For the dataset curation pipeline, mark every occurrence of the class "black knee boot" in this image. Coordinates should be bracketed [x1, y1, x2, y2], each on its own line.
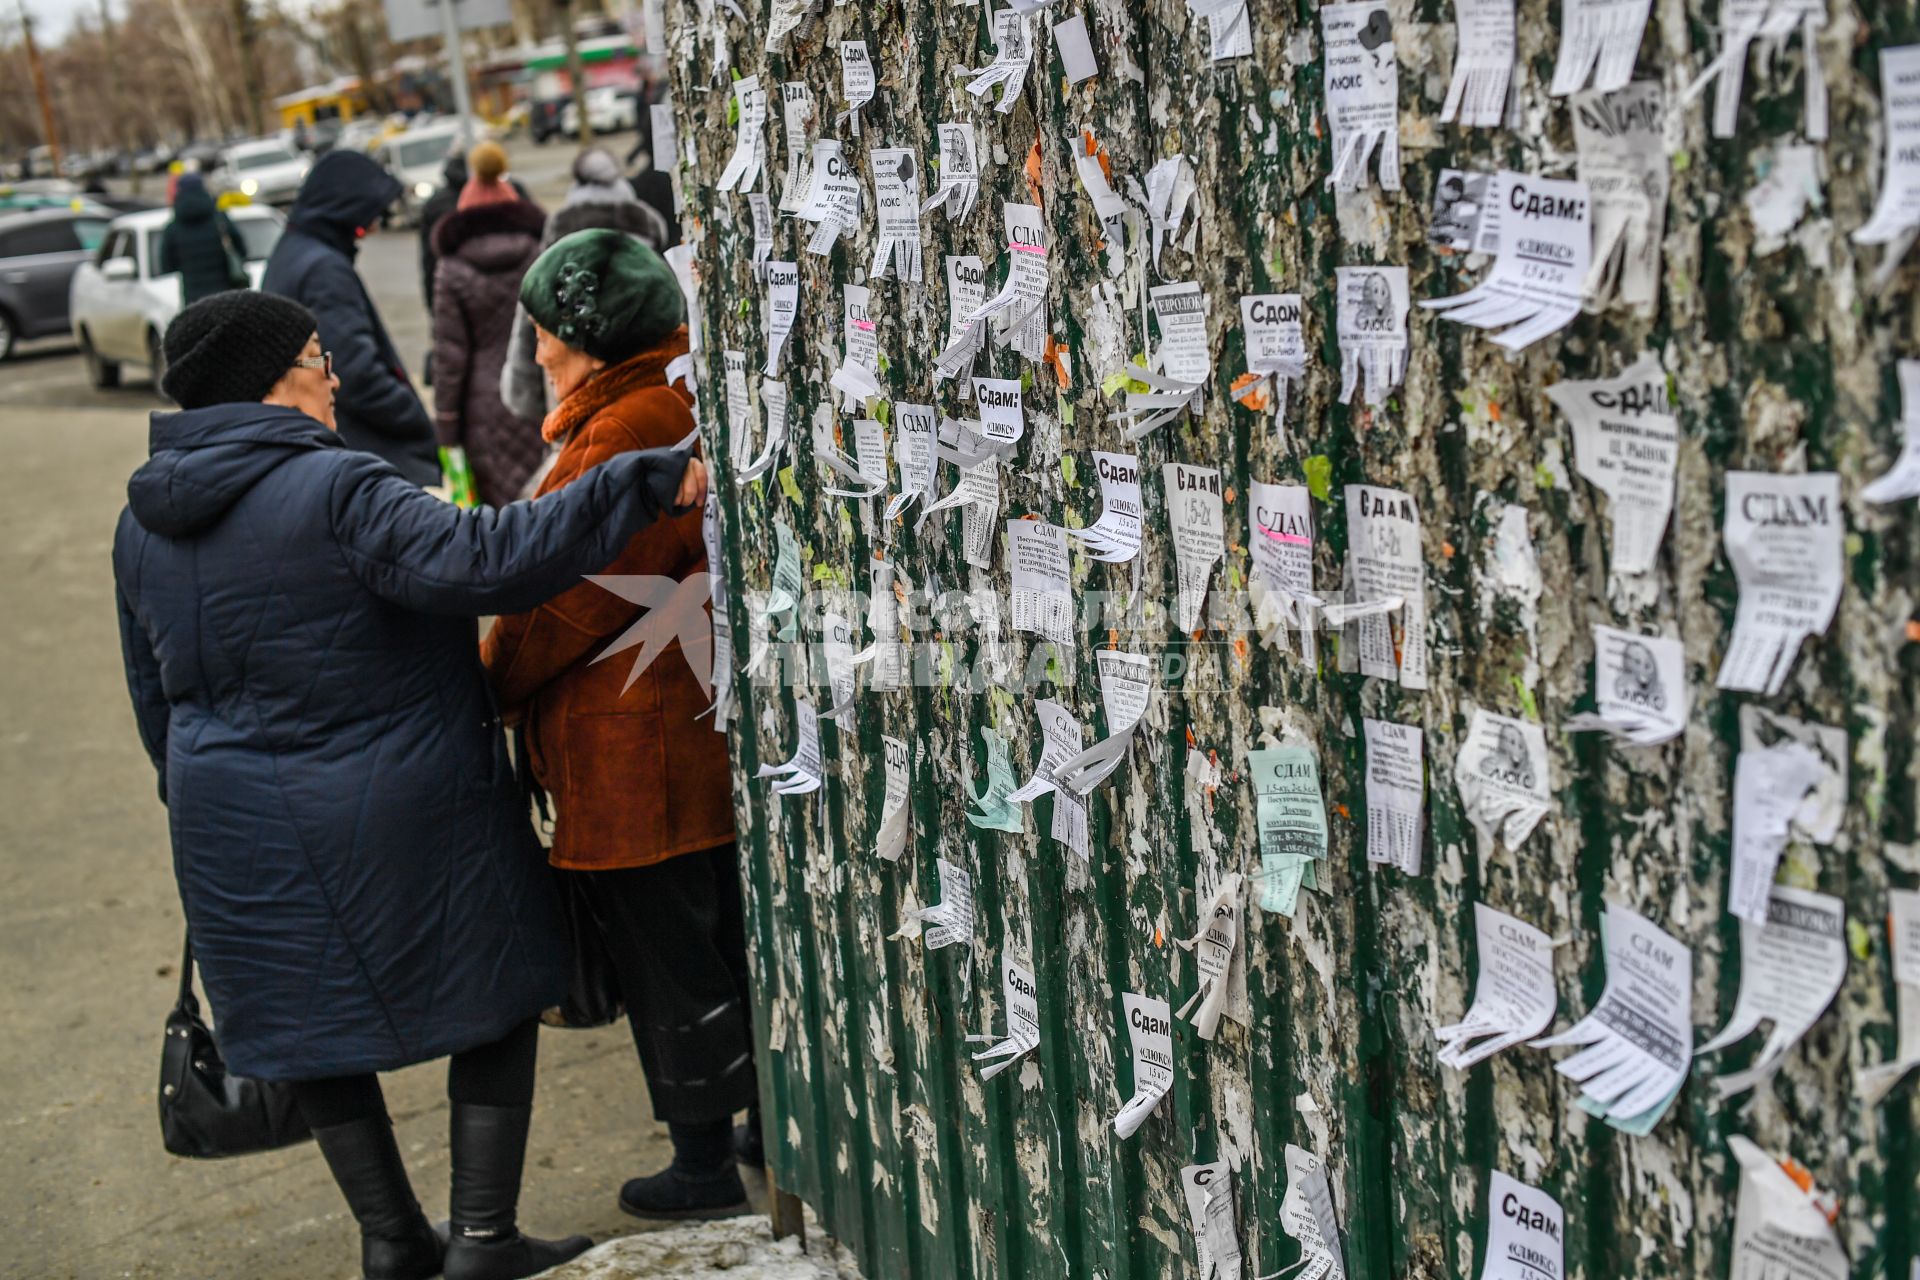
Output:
[310, 1118, 446, 1280]
[443, 1102, 592, 1280]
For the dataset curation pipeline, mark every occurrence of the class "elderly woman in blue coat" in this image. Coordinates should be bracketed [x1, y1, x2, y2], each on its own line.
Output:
[113, 291, 706, 1280]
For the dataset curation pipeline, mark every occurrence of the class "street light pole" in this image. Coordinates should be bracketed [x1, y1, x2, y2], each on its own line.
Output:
[435, 0, 476, 149]
[16, 0, 62, 173]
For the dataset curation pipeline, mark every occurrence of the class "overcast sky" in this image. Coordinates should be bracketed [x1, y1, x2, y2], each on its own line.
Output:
[19, 0, 96, 43]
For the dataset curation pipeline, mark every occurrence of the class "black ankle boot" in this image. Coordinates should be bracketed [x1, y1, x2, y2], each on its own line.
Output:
[617, 1164, 750, 1220]
[734, 1115, 766, 1170]
[443, 1103, 592, 1280]
[310, 1118, 446, 1280]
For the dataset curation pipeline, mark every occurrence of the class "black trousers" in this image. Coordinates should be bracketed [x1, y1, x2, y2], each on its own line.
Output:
[289, 1017, 540, 1129]
[569, 843, 756, 1126]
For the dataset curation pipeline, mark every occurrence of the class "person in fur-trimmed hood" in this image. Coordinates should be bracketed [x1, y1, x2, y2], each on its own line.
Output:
[499, 147, 672, 425]
[431, 141, 549, 507]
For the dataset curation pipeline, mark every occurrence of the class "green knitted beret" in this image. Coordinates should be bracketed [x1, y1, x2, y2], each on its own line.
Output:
[520, 228, 685, 363]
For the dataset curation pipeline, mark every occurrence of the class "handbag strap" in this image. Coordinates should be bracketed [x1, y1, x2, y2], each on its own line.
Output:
[176, 931, 198, 1012]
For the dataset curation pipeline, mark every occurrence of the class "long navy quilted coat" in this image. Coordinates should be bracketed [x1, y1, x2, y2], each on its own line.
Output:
[113, 401, 689, 1080]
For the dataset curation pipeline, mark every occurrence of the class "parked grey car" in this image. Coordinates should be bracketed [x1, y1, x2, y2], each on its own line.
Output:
[0, 207, 112, 360]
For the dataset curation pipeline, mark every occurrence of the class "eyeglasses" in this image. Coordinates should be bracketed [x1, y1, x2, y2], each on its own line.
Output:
[293, 352, 334, 378]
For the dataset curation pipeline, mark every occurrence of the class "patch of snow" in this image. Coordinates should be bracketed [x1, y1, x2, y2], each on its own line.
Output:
[539, 1216, 865, 1280]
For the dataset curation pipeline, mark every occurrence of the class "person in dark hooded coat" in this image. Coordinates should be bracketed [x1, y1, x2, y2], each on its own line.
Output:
[156, 173, 247, 306]
[263, 149, 440, 487]
[419, 150, 469, 318]
[113, 289, 707, 1280]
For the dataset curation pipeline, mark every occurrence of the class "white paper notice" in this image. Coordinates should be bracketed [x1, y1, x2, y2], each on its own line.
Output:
[1111, 993, 1174, 1139]
[1422, 172, 1591, 350]
[716, 75, 767, 194]
[1533, 900, 1693, 1128]
[1321, 2, 1400, 192]
[1165, 462, 1224, 632]
[1280, 1145, 1346, 1280]
[1453, 709, 1552, 850]
[1248, 481, 1321, 660]
[1442, 0, 1516, 129]
[1187, 0, 1251, 62]
[1362, 719, 1425, 873]
[798, 139, 861, 254]
[1549, 0, 1653, 96]
[1437, 903, 1558, 1070]
[735, 380, 790, 484]
[1067, 451, 1144, 564]
[832, 283, 882, 409]
[1853, 46, 1920, 280]
[763, 261, 799, 374]
[1545, 354, 1679, 578]
[1334, 267, 1409, 406]
[1565, 625, 1687, 745]
[1727, 1136, 1850, 1280]
[1053, 13, 1098, 83]
[918, 857, 974, 950]
[1009, 520, 1073, 650]
[1175, 873, 1242, 1041]
[1687, 0, 1828, 143]
[1180, 1162, 1244, 1280]
[1004, 700, 1090, 856]
[1697, 885, 1845, 1097]
[922, 122, 982, 224]
[1325, 484, 1426, 690]
[970, 954, 1040, 1080]
[756, 699, 824, 795]
[957, 10, 1034, 113]
[1238, 293, 1308, 421]
[701, 490, 734, 728]
[836, 40, 874, 136]
[1726, 740, 1825, 925]
[819, 610, 859, 721]
[938, 203, 1048, 374]
[1053, 649, 1153, 795]
[1571, 82, 1668, 314]
[869, 148, 924, 282]
[1747, 144, 1823, 250]
[1478, 1172, 1564, 1280]
[723, 350, 752, 469]
[886, 403, 937, 520]
[776, 82, 815, 214]
[1861, 889, 1920, 1103]
[1716, 471, 1843, 696]
[876, 735, 911, 863]
[1116, 282, 1210, 440]
[1864, 359, 1920, 503]
[650, 101, 681, 213]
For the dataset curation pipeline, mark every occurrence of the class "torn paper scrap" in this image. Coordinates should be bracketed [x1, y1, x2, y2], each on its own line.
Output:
[723, 351, 753, 470]
[756, 699, 823, 795]
[1165, 462, 1224, 632]
[1533, 900, 1692, 1130]
[879, 736, 917, 867]
[1861, 889, 1920, 1103]
[1180, 1162, 1244, 1280]
[715, 75, 767, 193]
[1863, 359, 1920, 503]
[1728, 1135, 1850, 1280]
[754, 518, 803, 645]
[1697, 884, 1845, 1098]
[747, 192, 772, 277]
[798, 138, 863, 255]
[1739, 705, 1847, 844]
[1477, 1171, 1564, 1280]
[735, 379, 790, 484]
[1685, 0, 1828, 144]
[1545, 354, 1678, 578]
[1441, 0, 1516, 129]
[818, 611, 859, 721]
[1175, 873, 1242, 1041]
[1852, 45, 1920, 281]
[1549, 0, 1652, 96]
[1727, 740, 1825, 925]
[1716, 470, 1842, 695]
[1321, 2, 1400, 192]
[1334, 266, 1409, 406]
[886, 403, 937, 520]
[1281, 1144, 1346, 1280]
[1053, 648, 1153, 795]
[1453, 709, 1552, 850]
[700, 490, 735, 728]
[1005, 699, 1089, 857]
[966, 727, 1024, 832]
[1114, 282, 1210, 439]
[922, 122, 981, 224]
[1248, 481, 1321, 661]
[939, 255, 989, 385]
[1066, 451, 1144, 564]
[970, 953, 1040, 1080]
[957, 10, 1034, 113]
[1142, 154, 1197, 273]
[1187, 0, 1251, 62]
[1362, 718, 1424, 873]
[1250, 744, 1327, 917]
[776, 82, 815, 214]
[1325, 484, 1427, 690]
[1571, 81, 1668, 314]
[1112, 992, 1174, 1139]
[1747, 144, 1823, 251]
[1428, 169, 1497, 252]
[938, 202, 1048, 373]
[1421, 172, 1591, 351]
[1238, 293, 1309, 420]
[836, 40, 873, 136]
[1436, 902, 1558, 1070]
[1565, 625, 1687, 745]
[833, 283, 883, 410]
[917, 857, 974, 951]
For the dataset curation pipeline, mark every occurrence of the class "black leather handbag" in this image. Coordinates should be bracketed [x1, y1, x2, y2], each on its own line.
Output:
[159, 934, 312, 1159]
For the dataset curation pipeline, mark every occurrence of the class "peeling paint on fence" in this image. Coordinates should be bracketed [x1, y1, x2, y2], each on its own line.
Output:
[665, 0, 1920, 1275]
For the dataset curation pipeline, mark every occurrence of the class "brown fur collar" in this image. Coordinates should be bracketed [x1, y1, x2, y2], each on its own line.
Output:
[431, 198, 547, 259]
[542, 327, 691, 443]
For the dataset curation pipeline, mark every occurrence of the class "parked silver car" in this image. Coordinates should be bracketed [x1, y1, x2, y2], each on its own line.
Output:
[0, 206, 113, 360]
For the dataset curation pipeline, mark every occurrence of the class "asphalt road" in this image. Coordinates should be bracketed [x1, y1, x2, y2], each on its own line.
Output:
[0, 133, 760, 1279]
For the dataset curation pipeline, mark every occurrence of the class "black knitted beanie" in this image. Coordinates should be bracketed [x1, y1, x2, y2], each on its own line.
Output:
[161, 291, 318, 409]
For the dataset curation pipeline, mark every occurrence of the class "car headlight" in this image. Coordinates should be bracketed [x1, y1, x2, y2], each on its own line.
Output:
[414, 181, 435, 199]
[240, 179, 258, 196]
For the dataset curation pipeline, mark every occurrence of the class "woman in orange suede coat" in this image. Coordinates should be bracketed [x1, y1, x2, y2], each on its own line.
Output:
[480, 230, 753, 1222]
